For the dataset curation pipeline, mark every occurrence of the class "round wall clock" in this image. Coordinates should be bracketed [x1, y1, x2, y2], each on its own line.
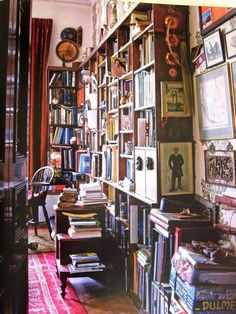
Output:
[56, 40, 79, 63]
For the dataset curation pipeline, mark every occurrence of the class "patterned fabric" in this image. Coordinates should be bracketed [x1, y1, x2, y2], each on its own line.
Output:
[28, 253, 87, 314]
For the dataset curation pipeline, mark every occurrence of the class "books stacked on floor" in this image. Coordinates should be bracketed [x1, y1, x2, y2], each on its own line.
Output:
[170, 240, 236, 313]
[67, 212, 102, 239]
[68, 252, 106, 274]
[76, 182, 107, 206]
[57, 187, 78, 208]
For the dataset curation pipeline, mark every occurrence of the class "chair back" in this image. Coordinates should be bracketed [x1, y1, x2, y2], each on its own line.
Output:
[30, 166, 54, 199]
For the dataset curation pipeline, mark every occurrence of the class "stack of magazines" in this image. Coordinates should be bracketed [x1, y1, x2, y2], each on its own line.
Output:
[76, 182, 107, 206]
[68, 252, 106, 273]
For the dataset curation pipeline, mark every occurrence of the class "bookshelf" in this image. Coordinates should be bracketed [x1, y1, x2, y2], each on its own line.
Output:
[0, 0, 30, 312]
[76, 2, 194, 311]
[47, 66, 86, 177]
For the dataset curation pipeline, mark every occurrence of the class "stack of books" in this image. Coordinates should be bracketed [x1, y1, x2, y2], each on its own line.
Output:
[57, 187, 78, 208]
[76, 182, 107, 206]
[67, 212, 103, 239]
[68, 252, 106, 274]
[170, 243, 236, 313]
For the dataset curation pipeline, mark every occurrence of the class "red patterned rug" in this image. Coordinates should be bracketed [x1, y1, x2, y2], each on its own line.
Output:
[28, 252, 87, 314]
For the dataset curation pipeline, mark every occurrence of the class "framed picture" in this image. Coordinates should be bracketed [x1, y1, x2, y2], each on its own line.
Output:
[225, 28, 236, 59]
[161, 81, 190, 117]
[160, 142, 194, 196]
[203, 29, 224, 68]
[199, 7, 236, 35]
[231, 61, 236, 104]
[195, 64, 234, 140]
[205, 149, 236, 187]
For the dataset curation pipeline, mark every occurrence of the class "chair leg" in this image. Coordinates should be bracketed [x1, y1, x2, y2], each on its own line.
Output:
[31, 205, 39, 236]
[42, 205, 53, 240]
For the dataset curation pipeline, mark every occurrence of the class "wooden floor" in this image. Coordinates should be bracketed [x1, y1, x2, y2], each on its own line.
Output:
[70, 276, 144, 314]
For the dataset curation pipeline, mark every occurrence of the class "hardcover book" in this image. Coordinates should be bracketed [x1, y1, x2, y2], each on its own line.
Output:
[175, 274, 236, 313]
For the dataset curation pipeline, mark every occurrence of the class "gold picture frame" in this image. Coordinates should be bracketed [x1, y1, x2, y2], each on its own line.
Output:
[160, 142, 194, 196]
[161, 81, 190, 118]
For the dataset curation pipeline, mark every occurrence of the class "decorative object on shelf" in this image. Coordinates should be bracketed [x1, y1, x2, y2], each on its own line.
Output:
[161, 81, 190, 118]
[203, 29, 224, 68]
[160, 142, 194, 196]
[56, 40, 79, 65]
[50, 151, 62, 178]
[225, 28, 236, 59]
[195, 64, 234, 140]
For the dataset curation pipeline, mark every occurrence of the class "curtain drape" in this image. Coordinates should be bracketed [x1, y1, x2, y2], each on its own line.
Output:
[29, 18, 53, 179]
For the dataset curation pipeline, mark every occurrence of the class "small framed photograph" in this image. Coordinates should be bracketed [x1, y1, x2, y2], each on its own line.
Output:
[205, 149, 236, 187]
[160, 142, 194, 196]
[203, 29, 224, 68]
[195, 64, 234, 140]
[201, 8, 212, 30]
[225, 28, 236, 59]
[161, 81, 190, 117]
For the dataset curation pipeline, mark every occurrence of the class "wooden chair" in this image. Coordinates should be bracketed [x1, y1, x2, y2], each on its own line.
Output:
[27, 166, 54, 240]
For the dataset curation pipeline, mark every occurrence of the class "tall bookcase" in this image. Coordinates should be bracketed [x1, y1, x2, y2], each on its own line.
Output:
[77, 2, 193, 310]
[47, 66, 86, 178]
[0, 0, 31, 312]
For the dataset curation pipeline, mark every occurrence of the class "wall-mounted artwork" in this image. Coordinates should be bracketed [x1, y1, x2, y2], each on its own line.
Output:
[160, 142, 194, 196]
[203, 29, 224, 68]
[161, 81, 190, 117]
[205, 149, 236, 187]
[195, 64, 234, 140]
[225, 28, 236, 59]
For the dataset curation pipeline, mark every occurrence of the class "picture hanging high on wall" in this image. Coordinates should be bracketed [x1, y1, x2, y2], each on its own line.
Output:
[161, 81, 190, 117]
[160, 142, 194, 196]
[203, 29, 224, 68]
[195, 64, 234, 140]
[225, 28, 236, 59]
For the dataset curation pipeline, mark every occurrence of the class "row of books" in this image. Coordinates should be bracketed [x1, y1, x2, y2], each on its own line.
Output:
[134, 68, 155, 109]
[68, 252, 105, 274]
[49, 70, 76, 87]
[139, 32, 155, 67]
[49, 88, 77, 107]
[133, 248, 152, 313]
[62, 148, 75, 170]
[51, 126, 75, 145]
[101, 144, 118, 182]
[50, 107, 77, 125]
[137, 107, 155, 147]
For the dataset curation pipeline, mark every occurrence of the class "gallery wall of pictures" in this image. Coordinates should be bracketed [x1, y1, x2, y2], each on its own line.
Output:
[194, 7, 236, 193]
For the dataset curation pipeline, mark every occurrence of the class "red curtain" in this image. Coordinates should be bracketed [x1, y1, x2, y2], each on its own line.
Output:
[29, 18, 53, 179]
